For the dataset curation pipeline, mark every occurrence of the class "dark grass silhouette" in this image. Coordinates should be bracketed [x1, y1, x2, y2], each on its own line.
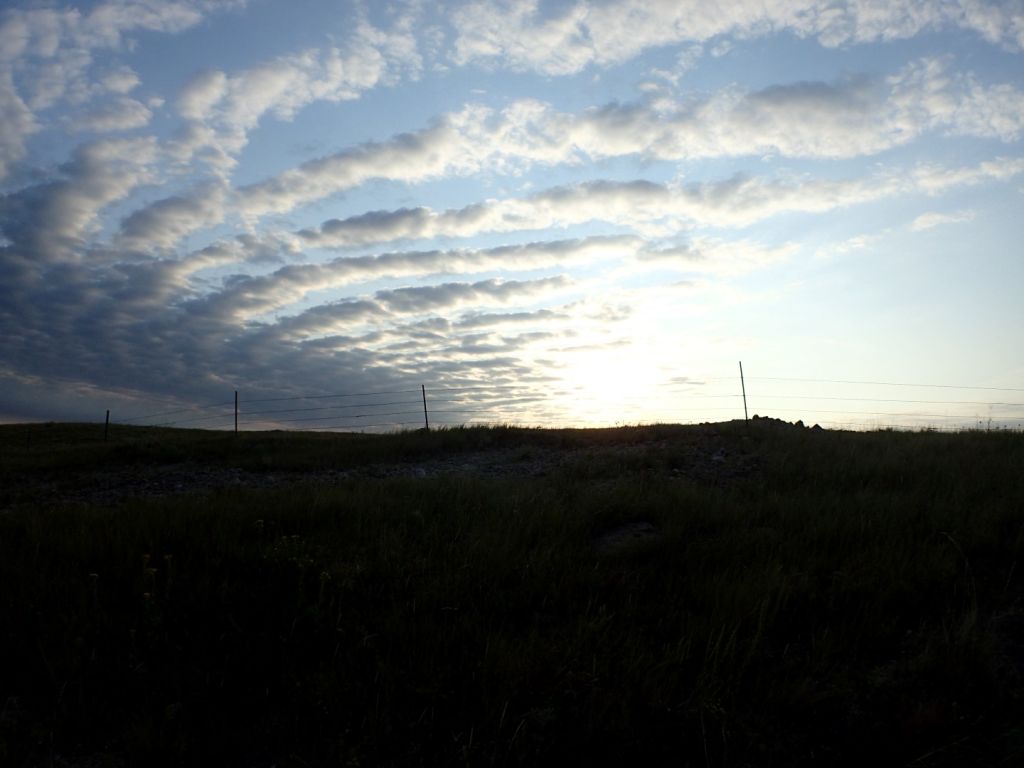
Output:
[1, 421, 1023, 766]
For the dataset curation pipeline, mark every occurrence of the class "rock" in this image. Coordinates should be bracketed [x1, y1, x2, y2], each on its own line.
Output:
[593, 521, 659, 555]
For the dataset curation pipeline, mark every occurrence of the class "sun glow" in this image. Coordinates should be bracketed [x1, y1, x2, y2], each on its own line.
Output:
[548, 340, 671, 426]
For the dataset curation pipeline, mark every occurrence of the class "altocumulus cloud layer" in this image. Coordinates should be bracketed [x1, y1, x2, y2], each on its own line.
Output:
[1, 0, 1022, 426]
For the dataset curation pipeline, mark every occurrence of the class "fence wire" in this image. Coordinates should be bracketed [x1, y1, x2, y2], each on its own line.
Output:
[101, 373, 1024, 434]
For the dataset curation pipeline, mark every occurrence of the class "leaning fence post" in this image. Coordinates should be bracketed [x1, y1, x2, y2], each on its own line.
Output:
[104, 409, 110, 442]
[739, 361, 749, 425]
[421, 385, 429, 431]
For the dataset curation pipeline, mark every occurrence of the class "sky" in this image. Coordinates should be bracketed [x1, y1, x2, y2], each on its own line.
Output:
[1, 0, 1023, 432]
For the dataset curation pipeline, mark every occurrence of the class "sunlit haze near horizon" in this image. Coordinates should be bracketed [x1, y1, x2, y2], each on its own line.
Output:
[1, 0, 1023, 431]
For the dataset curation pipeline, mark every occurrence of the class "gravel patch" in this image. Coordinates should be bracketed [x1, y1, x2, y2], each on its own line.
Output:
[2, 434, 759, 511]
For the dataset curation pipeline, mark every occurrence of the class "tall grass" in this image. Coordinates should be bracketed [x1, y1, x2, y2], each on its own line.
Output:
[1, 422, 1022, 765]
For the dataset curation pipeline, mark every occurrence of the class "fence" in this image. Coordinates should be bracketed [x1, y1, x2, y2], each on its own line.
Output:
[102, 368, 1024, 435]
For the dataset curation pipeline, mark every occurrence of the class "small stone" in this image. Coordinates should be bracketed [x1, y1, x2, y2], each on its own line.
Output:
[593, 522, 659, 555]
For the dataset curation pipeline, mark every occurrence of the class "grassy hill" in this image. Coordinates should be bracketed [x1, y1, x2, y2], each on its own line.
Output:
[1, 420, 1023, 766]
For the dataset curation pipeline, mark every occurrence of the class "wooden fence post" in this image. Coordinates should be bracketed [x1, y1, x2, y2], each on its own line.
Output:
[739, 361, 749, 424]
[104, 409, 110, 442]
[234, 391, 238, 434]
[422, 385, 429, 431]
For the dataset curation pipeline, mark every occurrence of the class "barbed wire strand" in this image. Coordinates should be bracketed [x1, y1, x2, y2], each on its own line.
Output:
[750, 395, 1024, 406]
[243, 409, 426, 426]
[99, 373, 1024, 433]
[243, 388, 419, 405]
[116, 400, 235, 423]
[242, 398, 421, 418]
[749, 376, 1024, 393]
[297, 420, 425, 432]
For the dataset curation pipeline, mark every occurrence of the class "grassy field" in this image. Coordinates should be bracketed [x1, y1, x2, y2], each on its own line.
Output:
[1, 420, 1023, 766]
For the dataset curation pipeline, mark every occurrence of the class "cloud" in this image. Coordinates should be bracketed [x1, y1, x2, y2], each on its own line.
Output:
[117, 182, 228, 251]
[0, 70, 37, 179]
[169, 17, 420, 173]
[449, 1, 1024, 75]
[0, 136, 158, 263]
[456, 308, 567, 329]
[0, 2, 240, 182]
[189, 236, 627, 322]
[299, 181, 675, 248]
[73, 95, 152, 132]
[72, 1, 211, 46]
[98, 64, 140, 94]
[268, 277, 574, 346]
[300, 207, 441, 247]
[814, 232, 884, 258]
[950, 80, 1024, 142]
[910, 157, 1024, 195]
[886, 57, 1024, 143]
[177, 69, 228, 121]
[451, 0, 594, 75]
[566, 57, 1024, 161]
[0, 2, 212, 65]
[235, 106, 498, 218]
[2, 149, 1010, 414]
[638, 238, 799, 275]
[375, 275, 570, 314]
[270, 299, 388, 339]
[910, 209, 976, 231]
[236, 59, 1024, 223]
[1, 1, 1021, 427]
[296, 155, 1024, 249]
